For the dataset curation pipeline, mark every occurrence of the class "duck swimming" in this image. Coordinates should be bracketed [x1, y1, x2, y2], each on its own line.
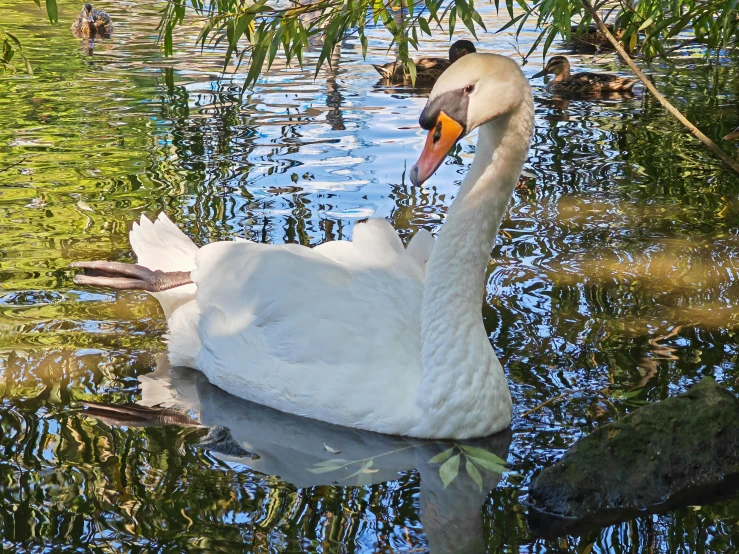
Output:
[70, 53, 534, 440]
[533, 55, 636, 96]
[71, 3, 113, 37]
[372, 39, 476, 85]
[569, 23, 623, 50]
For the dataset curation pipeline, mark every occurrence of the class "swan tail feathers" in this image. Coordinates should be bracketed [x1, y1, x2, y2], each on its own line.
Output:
[130, 213, 199, 273]
[129, 213, 199, 319]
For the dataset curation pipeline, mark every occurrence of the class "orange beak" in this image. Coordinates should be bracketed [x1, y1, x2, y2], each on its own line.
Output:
[410, 111, 465, 186]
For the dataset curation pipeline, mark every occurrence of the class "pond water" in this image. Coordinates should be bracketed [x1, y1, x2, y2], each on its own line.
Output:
[2, 0, 739, 552]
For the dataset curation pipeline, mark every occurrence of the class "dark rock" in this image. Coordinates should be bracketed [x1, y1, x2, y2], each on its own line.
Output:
[527, 378, 739, 537]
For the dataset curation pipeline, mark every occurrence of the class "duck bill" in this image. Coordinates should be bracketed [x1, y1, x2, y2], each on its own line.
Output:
[532, 68, 547, 79]
[410, 112, 464, 186]
[724, 129, 739, 141]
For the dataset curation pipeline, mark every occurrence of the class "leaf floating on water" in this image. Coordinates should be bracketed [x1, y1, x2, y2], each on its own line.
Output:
[428, 446, 455, 464]
[439, 454, 460, 488]
[323, 443, 341, 454]
[290, 173, 299, 183]
[363, 468, 379, 474]
[466, 459, 483, 490]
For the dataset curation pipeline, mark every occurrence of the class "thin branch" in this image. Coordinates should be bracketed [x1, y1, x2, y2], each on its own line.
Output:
[522, 386, 610, 418]
[580, 0, 739, 175]
[522, 388, 580, 417]
[522, 389, 583, 418]
[0, 157, 27, 174]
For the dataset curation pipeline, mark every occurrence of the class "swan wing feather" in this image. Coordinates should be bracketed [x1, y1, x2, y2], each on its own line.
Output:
[406, 229, 435, 269]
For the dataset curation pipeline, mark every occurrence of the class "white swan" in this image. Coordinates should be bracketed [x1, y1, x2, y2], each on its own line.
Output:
[71, 53, 535, 439]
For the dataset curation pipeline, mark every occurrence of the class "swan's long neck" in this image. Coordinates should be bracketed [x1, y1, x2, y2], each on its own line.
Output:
[415, 99, 533, 437]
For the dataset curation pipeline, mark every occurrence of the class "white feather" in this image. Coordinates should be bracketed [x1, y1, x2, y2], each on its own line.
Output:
[191, 234, 425, 434]
[406, 229, 435, 267]
[129, 214, 198, 319]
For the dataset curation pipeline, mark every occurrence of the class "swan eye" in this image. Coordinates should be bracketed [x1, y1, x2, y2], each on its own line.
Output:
[464, 84, 474, 95]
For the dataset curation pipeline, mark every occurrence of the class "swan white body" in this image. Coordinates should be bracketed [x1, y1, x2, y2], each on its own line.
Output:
[94, 54, 535, 439]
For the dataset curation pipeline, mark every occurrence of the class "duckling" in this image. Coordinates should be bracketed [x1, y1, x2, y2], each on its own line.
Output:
[372, 39, 476, 85]
[724, 127, 739, 141]
[72, 3, 113, 37]
[533, 56, 636, 96]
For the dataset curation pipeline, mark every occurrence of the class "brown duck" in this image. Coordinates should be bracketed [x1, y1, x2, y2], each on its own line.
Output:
[570, 23, 623, 50]
[372, 40, 476, 85]
[72, 3, 113, 37]
[533, 56, 636, 96]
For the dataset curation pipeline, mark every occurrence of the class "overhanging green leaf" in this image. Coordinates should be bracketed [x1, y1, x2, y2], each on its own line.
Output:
[45, 0, 58, 24]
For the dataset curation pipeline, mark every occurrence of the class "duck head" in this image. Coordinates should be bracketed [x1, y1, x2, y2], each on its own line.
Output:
[410, 53, 529, 186]
[81, 3, 94, 23]
[532, 56, 571, 79]
[448, 40, 476, 63]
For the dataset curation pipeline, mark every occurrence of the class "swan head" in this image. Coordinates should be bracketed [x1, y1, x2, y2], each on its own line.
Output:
[410, 53, 530, 186]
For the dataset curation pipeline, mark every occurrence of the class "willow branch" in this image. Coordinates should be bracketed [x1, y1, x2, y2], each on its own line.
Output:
[521, 386, 611, 418]
[521, 389, 585, 418]
[580, 0, 739, 175]
[0, 157, 27, 173]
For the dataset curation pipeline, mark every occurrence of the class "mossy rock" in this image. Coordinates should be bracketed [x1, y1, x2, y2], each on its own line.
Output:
[527, 378, 739, 536]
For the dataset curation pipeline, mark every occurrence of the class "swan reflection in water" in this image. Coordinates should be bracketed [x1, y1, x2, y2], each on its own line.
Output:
[86, 357, 511, 554]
